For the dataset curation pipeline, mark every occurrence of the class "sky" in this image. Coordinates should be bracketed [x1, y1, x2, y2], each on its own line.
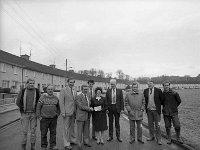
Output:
[0, 0, 200, 78]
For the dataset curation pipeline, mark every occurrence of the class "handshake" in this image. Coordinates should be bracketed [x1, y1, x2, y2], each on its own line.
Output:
[90, 107, 94, 111]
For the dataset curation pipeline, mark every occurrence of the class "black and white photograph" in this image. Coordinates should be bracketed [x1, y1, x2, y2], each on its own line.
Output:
[0, 0, 200, 150]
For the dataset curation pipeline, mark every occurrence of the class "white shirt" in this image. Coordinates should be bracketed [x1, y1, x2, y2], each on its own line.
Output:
[111, 88, 116, 104]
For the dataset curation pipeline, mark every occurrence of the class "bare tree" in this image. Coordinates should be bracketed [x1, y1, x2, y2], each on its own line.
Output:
[89, 68, 97, 76]
[116, 69, 124, 79]
[97, 70, 105, 77]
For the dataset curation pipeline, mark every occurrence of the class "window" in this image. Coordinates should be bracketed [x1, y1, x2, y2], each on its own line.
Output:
[0, 63, 6, 72]
[2, 80, 9, 88]
[14, 66, 18, 75]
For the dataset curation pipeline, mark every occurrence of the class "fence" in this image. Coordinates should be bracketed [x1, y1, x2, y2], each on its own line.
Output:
[0, 93, 18, 106]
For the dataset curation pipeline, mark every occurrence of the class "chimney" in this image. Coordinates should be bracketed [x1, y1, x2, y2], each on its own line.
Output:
[21, 54, 30, 61]
[49, 64, 56, 68]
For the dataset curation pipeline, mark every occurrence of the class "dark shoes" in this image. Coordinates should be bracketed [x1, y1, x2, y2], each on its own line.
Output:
[107, 137, 113, 142]
[129, 139, 135, 144]
[177, 138, 183, 144]
[138, 139, 144, 144]
[92, 136, 97, 140]
[147, 137, 155, 141]
[84, 143, 92, 147]
[167, 139, 172, 145]
[157, 141, 162, 145]
[64, 145, 72, 150]
[117, 137, 122, 142]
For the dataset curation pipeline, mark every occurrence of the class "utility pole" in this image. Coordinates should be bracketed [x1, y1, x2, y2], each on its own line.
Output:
[65, 59, 68, 86]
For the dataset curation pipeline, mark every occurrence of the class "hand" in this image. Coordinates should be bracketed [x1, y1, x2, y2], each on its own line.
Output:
[38, 117, 42, 121]
[90, 107, 94, 111]
[61, 113, 66, 118]
[106, 110, 109, 114]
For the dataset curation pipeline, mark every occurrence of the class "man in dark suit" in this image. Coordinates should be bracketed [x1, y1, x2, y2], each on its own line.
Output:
[106, 79, 124, 142]
[143, 81, 163, 145]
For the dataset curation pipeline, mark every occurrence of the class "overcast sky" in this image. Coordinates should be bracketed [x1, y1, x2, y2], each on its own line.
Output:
[0, 0, 200, 78]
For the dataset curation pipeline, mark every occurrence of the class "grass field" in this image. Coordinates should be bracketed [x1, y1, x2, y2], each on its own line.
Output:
[141, 89, 200, 150]
[177, 89, 200, 149]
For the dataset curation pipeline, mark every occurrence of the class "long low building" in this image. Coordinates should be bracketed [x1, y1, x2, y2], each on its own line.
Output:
[0, 50, 130, 93]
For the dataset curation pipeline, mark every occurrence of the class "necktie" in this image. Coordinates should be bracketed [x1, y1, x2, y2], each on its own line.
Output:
[70, 87, 74, 99]
[85, 94, 89, 106]
[112, 89, 116, 104]
[90, 88, 93, 98]
[150, 88, 152, 94]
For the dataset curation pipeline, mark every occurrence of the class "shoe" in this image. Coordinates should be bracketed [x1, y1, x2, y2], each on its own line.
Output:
[100, 139, 104, 145]
[117, 137, 122, 142]
[92, 136, 97, 140]
[147, 137, 155, 141]
[97, 142, 100, 145]
[84, 143, 92, 147]
[138, 139, 144, 144]
[167, 139, 172, 144]
[21, 144, 26, 150]
[129, 139, 135, 144]
[107, 137, 113, 142]
[70, 142, 77, 145]
[177, 138, 183, 144]
[65, 145, 72, 150]
[157, 141, 162, 145]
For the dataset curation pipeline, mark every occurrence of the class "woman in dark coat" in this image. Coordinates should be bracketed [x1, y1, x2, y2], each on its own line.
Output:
[90, 87, 108, 145]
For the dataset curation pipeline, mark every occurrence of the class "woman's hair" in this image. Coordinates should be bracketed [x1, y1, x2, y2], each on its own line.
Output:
[95, 87, 102, 94]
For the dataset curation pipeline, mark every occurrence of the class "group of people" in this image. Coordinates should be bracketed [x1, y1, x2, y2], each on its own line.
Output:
[16, 78, 183, 150]
[125, 80, 183, 145]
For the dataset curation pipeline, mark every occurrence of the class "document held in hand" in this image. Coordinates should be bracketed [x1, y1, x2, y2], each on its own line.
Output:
[94, 106, 102, 111]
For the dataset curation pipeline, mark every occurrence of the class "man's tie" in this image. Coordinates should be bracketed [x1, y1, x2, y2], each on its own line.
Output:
[112, 89, 116, 104]
[90, 88, 93, 98]
[85, 94, 89, 106]
[150, 88, 152, 94]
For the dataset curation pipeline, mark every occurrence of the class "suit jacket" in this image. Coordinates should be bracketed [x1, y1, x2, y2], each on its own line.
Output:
[125, 91, 145, 120]
[59, 86, 77, 116]
[143, 87, 163, 115]
[106, 88, 124, 113]
[87, 87, 95, 102]
[76, 93, 91, 121]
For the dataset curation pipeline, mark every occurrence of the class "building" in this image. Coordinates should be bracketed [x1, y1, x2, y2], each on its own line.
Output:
[0, 50, 130, 93]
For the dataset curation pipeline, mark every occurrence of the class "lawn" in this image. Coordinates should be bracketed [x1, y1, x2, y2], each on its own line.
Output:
[142, 89, 200, 150]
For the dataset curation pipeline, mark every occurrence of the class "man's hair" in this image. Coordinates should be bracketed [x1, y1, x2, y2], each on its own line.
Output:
[132, 82, 138, 87]
[26, 78, 35, 84]
[125, 85, 131, 90]
[88, 79, 95, 84]
[95, 87, 102, 94]
[110, 78, 116, 84]
[81, 84, 88, 90]
[163, 81, 171, 86]
[147, 80, 154, 83]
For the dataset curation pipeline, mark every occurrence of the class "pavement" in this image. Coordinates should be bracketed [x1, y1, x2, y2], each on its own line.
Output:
[0, 104, 20, 128]
[0, 112, 187, 150]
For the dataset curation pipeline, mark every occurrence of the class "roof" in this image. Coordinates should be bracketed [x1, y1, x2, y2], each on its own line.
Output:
[0, 50, 131, 85]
